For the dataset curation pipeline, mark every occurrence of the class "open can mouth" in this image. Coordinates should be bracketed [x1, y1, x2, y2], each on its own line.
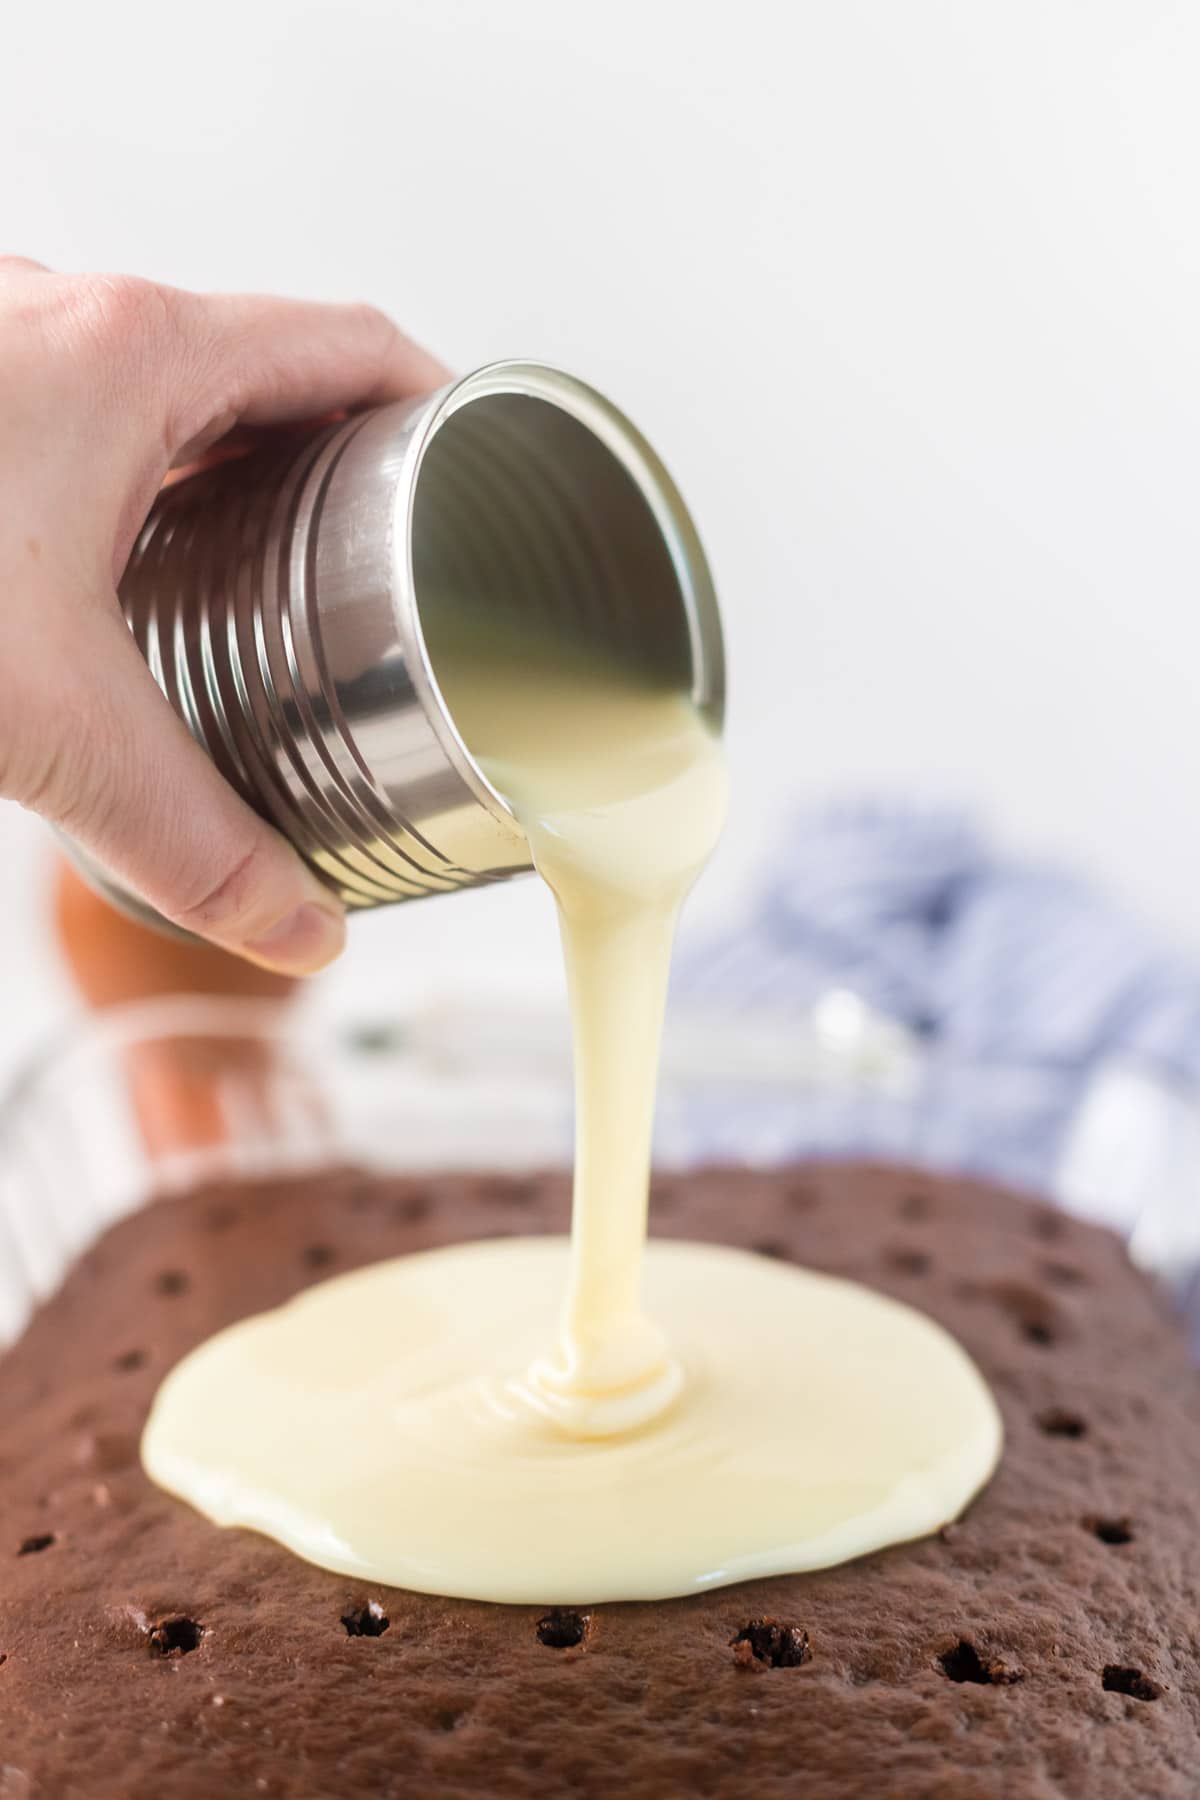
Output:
[400, 359, 726, 829]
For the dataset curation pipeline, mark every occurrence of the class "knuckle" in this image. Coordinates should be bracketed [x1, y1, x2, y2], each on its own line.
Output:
[67, 273, 178, 359]
[349, 299, 394, 336]
[4, 651, 126, 841]
[0, 714, 42, 808]
[2, 738, 55, 813]
[6, 714, 92, 828]
[171, 839, 265, 934]
[0, 253, 48, 282]
[348, 299, 399, 358]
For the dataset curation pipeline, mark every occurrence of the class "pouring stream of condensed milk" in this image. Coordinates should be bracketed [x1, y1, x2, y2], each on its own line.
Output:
[143, 620, 1002, 1602]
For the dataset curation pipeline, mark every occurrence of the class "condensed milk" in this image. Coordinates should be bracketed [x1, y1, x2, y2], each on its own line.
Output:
[143, 601, 1002, 1604]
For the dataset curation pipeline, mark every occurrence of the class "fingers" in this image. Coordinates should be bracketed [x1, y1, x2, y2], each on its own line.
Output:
[0, 254, 49, 279]
[3, 268, 451, 570]
[0, 263, 441, 979]
[11, 600, 346, 976]
[170, 288, 451, 460]
[200, 290, 449, 414]
[2, 264, 449, 433]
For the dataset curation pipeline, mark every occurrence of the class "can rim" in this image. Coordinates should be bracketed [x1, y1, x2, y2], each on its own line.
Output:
[391, 359, 727, 836]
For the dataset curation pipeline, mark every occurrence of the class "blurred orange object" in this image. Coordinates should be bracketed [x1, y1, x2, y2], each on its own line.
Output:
[54, 859, 296, 1008]
[54, 858, 299, 1161]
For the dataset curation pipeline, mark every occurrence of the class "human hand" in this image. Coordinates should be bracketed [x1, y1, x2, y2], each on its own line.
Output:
[0, 259, 448, 973]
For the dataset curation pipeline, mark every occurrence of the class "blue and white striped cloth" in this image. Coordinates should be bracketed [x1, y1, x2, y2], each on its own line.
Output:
[675, 800, 1200, 1195]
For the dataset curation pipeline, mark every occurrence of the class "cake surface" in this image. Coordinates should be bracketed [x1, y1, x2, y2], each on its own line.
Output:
[1, 1161, 1198, 1799]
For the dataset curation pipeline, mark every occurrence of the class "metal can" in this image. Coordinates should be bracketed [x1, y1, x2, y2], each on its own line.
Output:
[75, 360, 724, 926]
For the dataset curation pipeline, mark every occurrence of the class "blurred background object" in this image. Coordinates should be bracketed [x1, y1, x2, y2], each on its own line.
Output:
[676, 800, 1200, 1202]
[54, 863, 296, 1011]
[2, 0, 1199, 1090]
[54, 861, 299, 1162]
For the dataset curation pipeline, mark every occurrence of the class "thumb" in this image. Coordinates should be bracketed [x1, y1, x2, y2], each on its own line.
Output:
[17, 603, 346, 976]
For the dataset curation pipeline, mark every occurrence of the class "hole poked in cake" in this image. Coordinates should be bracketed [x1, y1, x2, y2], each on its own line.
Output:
[1036, 1407, 1087, 1439]
[148, 1615, 203, 1657]
[16, 1533, 55, 1557]
[393, 1194, 432, 1225]
[113, 1348, 147, 1373]
[301, 1244, 336, 1271]
[342, 1600, 390, 1638]
[649, 1176, 681, 1213]
[731, 1620, 811, 1669]
[884, 1246, 932, 1277]
[898, 1191, 934, 1221]
[1040, 1260, 1085, 1288]
[1102, 1664, 1162, 1702]
[936, 1640, 1022, 1685]
[535, 1609, 591, 1649]
[155, 1269, 190, 1298]
[1086, 1515, 1134, 1546]
[479, 1175, 540, 1206]
[980, 1280, 1063, 1348]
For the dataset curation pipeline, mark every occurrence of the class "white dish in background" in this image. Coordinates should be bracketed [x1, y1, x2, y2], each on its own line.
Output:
[0, 992, 1196, 1351]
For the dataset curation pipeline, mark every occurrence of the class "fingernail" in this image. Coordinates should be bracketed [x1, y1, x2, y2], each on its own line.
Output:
[243, 903, 346, 975]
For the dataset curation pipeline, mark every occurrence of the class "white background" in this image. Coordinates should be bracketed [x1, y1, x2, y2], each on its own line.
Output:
[2, 0, 1199, 1089]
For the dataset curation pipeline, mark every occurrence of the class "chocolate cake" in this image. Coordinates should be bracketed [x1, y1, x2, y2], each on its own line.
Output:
[1, 1162, 1198, 1799]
